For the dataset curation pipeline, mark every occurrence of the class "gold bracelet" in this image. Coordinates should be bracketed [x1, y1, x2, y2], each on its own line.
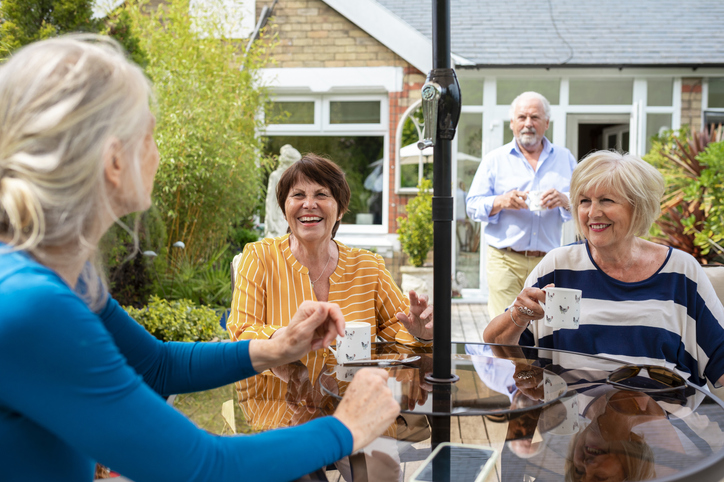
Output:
[509, 305, 529, 328]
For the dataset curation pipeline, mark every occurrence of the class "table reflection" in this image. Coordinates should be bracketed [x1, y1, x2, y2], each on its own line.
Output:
[230, 342, 724, 481]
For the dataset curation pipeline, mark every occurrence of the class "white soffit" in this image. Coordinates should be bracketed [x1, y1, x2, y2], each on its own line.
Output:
[321, 0, 434, 73]
[260, 66, 404, 93]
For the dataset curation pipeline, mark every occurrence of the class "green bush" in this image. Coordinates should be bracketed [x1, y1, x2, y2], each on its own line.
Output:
[127, 0, 270, 261]
[125, 296, 227, 342]
[644, 126, 724, 263]
[157, 244, 233, 309]
[686, 140, 724, 258]
[397, 178, 434, 267]
[101, 206, 168, 307]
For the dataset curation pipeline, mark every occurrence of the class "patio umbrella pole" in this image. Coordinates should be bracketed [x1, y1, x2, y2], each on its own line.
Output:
[420, 0, 461, 384]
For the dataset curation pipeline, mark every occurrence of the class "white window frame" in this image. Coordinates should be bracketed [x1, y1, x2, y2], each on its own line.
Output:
[262, 94, 389, 235]
[264, 96, 322, 133]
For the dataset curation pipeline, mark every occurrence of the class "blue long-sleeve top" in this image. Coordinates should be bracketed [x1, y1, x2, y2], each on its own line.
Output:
[0, 248, 353, 481]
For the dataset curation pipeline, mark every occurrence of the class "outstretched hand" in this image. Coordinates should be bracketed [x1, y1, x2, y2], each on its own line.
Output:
[395, 290, 433, 341]
[249, 301, 345, 372]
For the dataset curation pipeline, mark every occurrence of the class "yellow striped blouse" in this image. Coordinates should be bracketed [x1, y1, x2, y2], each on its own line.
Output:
[227, 234, 426, 431]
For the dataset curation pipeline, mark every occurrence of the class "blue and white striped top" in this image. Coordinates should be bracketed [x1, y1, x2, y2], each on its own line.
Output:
[520, 242, 724, 387]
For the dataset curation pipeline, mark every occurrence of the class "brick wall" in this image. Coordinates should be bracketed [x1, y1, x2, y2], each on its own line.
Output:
[388, 67, 425, 234]
[681, 78, 703, 132]
[258, 0, 408, 68]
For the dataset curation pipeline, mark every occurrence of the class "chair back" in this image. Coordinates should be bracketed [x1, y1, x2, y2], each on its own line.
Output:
[230, 253, 244, 292]
[702, 265, 724, 304]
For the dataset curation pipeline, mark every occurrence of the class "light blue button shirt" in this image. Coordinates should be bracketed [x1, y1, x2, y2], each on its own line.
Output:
[466, 137, 576, 253]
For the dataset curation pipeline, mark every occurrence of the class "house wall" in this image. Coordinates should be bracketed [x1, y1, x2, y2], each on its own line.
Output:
[681, 78, 703, 132]
[259, 0, 406, 69]
[257, 0, 425, 235]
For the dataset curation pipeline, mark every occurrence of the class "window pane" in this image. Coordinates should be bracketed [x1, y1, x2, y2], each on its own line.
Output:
[647, 79, 673, 107]
[504, 121, 554, 145]
[569, 79, 633, 105]
[329, 101, 380, 124]
[497, 79, 560, 105]
[646, 113, 672, 153]
[455, 114, 483, 290]
[267, 101, 315, 124]
[709, 78, 724, 108]
[459, 77, 484, 105]
[263, 136, 384, 225]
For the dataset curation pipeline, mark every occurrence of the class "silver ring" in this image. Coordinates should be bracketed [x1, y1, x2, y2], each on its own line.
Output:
[517, 306, 535, 317]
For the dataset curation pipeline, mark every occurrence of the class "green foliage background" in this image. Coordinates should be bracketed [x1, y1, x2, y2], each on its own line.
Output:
[127, 0, 270, 261]
[644, 127, 724, 263]
[397, 178, 434, 267]
[0, 0, 99, 56]
[125, 296, 227, 342]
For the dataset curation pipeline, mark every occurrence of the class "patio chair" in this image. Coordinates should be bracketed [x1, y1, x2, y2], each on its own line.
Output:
[701, 265, 724, 399]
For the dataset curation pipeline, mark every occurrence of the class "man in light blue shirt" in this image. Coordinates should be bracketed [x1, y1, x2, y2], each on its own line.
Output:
[466, 92, 576, 319]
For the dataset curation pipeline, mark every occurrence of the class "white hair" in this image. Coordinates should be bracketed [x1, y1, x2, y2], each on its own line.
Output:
[0, 34, 153, 309]
[509, 91, 552, 121]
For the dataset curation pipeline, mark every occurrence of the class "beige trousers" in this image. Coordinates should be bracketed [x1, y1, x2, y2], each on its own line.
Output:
[486, 247, 545, 320]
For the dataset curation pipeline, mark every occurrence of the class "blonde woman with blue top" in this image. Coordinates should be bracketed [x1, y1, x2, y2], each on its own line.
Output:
[0, 35, 400, 482]
[484, 150, 724, 389]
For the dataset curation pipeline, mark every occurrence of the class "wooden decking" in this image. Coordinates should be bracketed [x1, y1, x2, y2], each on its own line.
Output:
[450, 303, 490, 342]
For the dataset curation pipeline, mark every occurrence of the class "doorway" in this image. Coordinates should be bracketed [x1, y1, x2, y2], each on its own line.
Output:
[566, 114, 631, 160]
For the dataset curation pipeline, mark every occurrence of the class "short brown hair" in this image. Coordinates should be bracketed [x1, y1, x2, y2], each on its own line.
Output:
[276, 153, 350, 238]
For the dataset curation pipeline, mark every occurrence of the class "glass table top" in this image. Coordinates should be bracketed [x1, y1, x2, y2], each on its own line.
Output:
[232, 342, 724, 482]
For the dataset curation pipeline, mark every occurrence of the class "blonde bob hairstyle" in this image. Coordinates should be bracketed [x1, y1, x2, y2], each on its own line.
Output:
[0, 35, 153, 308]
[570, 150, 665, 239]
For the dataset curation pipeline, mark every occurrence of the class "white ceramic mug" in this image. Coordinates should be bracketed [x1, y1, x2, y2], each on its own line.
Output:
[527, 190, 545, 211]
[542, 287, 582, 329]
[328, 322, 371, 363]
[541, 390, 581, 435]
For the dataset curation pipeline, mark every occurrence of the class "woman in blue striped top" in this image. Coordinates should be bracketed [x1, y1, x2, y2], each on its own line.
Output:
[484, 150, 724, 388]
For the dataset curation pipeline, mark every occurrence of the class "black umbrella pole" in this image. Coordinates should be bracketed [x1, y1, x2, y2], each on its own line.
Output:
[428, 0, 461, 383]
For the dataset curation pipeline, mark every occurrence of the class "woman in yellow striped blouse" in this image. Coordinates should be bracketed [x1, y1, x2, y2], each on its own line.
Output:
[227, 153, 434, 431]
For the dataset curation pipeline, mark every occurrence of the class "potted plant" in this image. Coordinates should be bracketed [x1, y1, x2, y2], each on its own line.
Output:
[397, 178, 435, 301]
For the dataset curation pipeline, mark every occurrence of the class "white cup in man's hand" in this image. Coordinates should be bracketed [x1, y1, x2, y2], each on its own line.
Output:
[328, 322, 371, 363]
[541, 287, 581, 329]
[526, 190, 545, 211]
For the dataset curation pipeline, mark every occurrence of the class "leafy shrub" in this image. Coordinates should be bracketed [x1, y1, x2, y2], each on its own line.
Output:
[397, 178, 434, 267]
[127, 0, 271, 260]
[125, 296, 227, 342]
[100, 206, 167, 307]
[157, 244, 233, 309]
[644, 126, 723, 264]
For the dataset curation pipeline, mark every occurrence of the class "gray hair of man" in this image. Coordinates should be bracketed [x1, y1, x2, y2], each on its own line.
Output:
[0, 35, 153, 309]
[570, 150, 665, 239]
[508, 91, 552, 121]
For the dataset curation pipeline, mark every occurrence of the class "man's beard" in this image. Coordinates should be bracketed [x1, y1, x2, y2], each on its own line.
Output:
[517, 129, 541, 150]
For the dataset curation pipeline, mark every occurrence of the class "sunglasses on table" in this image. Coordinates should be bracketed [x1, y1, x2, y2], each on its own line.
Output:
[606, 365, 687, 393]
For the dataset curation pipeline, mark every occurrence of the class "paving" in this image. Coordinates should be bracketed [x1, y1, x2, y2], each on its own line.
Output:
[450, 303, 490, 343]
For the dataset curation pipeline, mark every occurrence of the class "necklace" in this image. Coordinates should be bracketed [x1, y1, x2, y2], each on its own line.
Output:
[291, 234, 333, 286]
[311, 253, 332, 286]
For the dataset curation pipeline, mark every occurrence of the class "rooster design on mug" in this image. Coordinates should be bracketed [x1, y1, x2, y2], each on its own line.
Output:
[361, 341, 369, 349]
[572, 316, 579, 324]
[574, 294, 581, 303]
[546, 315, 554, 323]
[346, 354, 354, 361]
[560, 305, 569, 314]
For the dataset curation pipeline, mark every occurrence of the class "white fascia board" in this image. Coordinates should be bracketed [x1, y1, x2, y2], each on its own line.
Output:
[322, 0, 434, 73]
[260, 66, 404, 94]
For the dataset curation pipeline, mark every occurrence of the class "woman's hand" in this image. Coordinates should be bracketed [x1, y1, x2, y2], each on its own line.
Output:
[395, 290, 433, 341]
[333, 368, 400, 453]
[510, 286, 547, 324]
[249, 301, 345, 372]
[483, 286, 549, 344]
